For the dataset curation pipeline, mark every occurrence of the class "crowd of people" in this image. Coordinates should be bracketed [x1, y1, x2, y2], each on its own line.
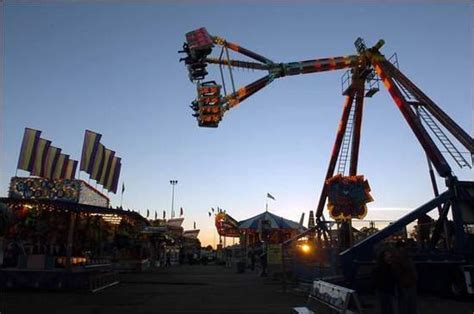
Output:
[374, 241, 418, 314]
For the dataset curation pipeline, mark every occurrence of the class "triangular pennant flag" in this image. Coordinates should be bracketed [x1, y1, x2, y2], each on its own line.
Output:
[267, 193, 276, 200]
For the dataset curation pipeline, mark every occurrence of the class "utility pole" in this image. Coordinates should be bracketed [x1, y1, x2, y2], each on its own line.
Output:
[169, 180, 178, 218]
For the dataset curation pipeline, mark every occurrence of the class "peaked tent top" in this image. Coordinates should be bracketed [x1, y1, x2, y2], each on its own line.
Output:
[238, 211, 304, 231]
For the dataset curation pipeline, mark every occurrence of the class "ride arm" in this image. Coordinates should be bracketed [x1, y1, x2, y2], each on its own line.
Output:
[278, 55, 360, 77]
[205, 57, 270, 71]
[222, 75, 274, 110]
[220, 55, 361, 112]
[212, 36, 274, 65]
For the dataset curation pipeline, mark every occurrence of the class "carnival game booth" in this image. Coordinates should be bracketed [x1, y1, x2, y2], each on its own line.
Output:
[182, 229, 201, 264]
[214, 212, 240, 264]
[0, 176, 148, 291]
[165, 218, 185, 265]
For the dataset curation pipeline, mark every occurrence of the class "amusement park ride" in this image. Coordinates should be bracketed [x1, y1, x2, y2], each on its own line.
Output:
[180, 28, 474, 294]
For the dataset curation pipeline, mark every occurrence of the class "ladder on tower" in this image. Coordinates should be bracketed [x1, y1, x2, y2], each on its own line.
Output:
[337, 103, 356, 174]
[416, 105, 471, 168]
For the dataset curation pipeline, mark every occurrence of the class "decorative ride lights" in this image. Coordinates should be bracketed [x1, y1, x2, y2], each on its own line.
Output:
[193, 82, 223, 128]
[326, 174, 373, 220]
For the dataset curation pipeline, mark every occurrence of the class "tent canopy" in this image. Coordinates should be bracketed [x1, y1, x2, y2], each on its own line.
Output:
[238, 211, 304, 231]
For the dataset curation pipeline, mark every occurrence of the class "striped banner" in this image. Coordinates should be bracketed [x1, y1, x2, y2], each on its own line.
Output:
[17, 128, 41, 172]
[42, 146, 61, 179]
[90, 143, 105, 181]
[98, 148, 115, 186]
[106, 156, 121, 193]
[112, 158, 122, 194]
[31, 138, 51, 177]
[52, 154, 69, 179]
[80, 130, 102, 174]
[63, 158, 78, 179]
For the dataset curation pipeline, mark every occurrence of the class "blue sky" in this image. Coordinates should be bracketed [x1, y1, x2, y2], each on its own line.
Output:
[2, 1, 472, 246]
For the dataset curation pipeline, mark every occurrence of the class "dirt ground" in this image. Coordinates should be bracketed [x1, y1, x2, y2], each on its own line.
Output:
[0, 264, 473, 314]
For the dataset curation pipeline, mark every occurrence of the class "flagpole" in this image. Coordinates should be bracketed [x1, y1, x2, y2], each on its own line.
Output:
[265, 195, 268, 212]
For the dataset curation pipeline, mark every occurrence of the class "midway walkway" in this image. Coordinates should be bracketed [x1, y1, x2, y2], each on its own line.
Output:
[2, 264, 473, 313]
[1, 264, 306, 314]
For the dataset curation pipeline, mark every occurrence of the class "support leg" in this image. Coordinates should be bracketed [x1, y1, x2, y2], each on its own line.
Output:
[315, 94, 355, 219]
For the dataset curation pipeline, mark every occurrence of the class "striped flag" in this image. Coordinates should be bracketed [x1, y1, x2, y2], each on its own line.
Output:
[42, 146, 61, 179]
[17, 128, 41, 172]
[31, 138, 51, 177]
[105, 156, 121, 193]
[267, 193, 276, 200]
[98, 148, 115, 186]
[90, 143, 104, 181]
[80, 130, 102, 173]
[63, 158, 78, 179]
[180, 207, 183, 216]
[52, 154, 69, 179]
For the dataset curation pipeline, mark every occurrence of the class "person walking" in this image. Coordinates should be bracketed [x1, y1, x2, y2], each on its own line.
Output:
[165, 251, 171, 267]
[374, 248, 398, 314]
[394, 241, 418, 314]
[225, 248, 233, 268]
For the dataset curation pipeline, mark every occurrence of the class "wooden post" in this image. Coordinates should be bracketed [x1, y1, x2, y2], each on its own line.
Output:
[65, 212, 77, 270]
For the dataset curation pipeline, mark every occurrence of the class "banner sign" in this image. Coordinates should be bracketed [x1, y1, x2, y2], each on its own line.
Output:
[215, 212, 240, 237]
[9, 177, 109, 207]
[9, 177, 80, 203]
[267, 244, 282, 264]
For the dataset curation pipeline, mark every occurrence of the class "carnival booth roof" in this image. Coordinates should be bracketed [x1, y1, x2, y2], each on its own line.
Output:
[238, 211, 304, 231]
[0, 197, 149, 225]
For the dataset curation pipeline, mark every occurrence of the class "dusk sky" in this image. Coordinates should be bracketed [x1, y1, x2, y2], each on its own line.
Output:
[2, 1, 472, 246]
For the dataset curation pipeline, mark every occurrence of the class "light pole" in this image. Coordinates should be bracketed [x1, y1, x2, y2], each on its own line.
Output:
[169, 180, 178, 218]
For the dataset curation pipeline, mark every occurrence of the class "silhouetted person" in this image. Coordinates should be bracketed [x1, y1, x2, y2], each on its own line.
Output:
[225, 248, 232, 268]
[374, 249, 397, 314]
[417, 214, 433, 248]
[394, 241, 418, 314]
[248, 247, 256, 271]
[259, 242, 268, 277]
